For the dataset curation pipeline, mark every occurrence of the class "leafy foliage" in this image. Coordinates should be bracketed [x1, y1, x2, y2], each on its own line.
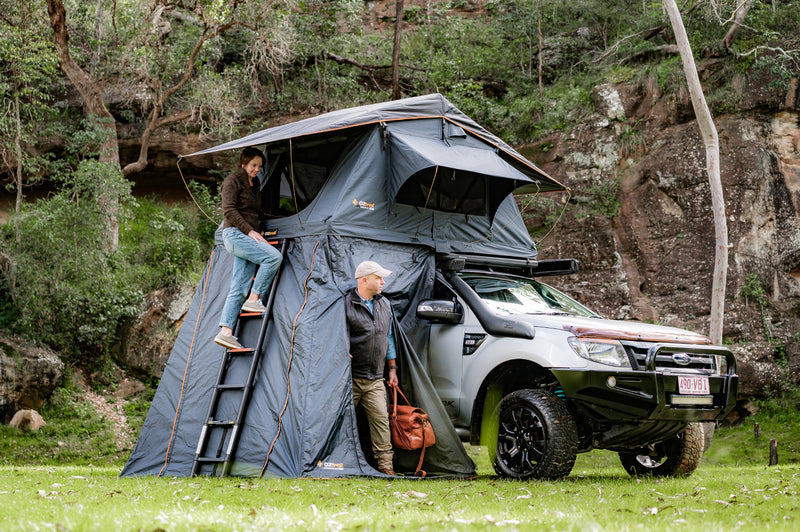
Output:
[1, 159, 215, 363]
[119, 184, 219, 290]
[0, 0, 60, 206]
[1, 161, 140, 361]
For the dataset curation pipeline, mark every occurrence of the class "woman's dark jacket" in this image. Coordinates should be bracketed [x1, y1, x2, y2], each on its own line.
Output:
[221, 167, 260, 234]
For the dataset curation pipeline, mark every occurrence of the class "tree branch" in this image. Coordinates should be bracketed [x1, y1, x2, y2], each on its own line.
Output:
[619, 44, 680, 65]
[121, 10, 242, 177]
[730, 46, 800, 69]
[322, 51, 424, 73]
[722, 0, 754, 50]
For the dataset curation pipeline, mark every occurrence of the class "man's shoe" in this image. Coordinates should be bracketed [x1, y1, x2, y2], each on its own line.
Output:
[378, 468, 396, 476]
[214, 332, 244, 350]
[242, 299, 267, 314]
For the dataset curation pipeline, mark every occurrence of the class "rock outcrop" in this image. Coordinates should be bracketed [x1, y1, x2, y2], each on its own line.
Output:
[528, 67, 800, 397]
[0, 336, 64, 423]
[9, 409, 46, 431]
[113, 282, 194, 379]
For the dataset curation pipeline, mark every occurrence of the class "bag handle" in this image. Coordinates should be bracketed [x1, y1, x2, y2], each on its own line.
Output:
[415, 421, 428, 477]
[391, 384, 413, 407]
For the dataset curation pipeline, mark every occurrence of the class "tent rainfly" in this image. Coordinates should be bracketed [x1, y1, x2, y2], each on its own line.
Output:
[121, 94, 566, 479]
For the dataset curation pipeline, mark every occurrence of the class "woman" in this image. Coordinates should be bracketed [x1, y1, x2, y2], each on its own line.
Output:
[214, 147, 283, 350]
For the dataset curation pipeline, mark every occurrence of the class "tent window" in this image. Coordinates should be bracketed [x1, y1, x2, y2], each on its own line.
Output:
[395, 167, 487, 216]
[260, 135, 352, 218]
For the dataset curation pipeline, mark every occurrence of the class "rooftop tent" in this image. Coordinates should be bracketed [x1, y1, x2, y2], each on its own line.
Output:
[188, 95, 565, 257]
[121, 95, 565, 479]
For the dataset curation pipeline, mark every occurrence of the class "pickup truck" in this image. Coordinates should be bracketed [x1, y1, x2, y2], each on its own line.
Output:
[415, 254, 738, 479]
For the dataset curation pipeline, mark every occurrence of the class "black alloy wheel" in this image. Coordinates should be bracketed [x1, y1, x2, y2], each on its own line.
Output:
[492, 389, 578, 480]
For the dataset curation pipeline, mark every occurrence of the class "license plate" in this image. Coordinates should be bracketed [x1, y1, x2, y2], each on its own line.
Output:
[677, 375, 710, 395]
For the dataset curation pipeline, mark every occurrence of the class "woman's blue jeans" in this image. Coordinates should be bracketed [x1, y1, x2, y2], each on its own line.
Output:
[219, 227, 283, 329]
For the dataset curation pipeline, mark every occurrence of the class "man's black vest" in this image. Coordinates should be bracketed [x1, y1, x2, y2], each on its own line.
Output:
[345, 287, 392, 380]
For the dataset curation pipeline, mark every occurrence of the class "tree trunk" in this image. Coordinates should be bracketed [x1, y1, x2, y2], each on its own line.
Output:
[121, 22, 230, 176]
[663, 0, 728, 345]
[537, 6, 543, 98]
[722, 0, 754, 50]
[47, 0, 120, 248]
[391, 0, 404, 100]
[13, 92, 22, 217]
[46, 0, 118, 166]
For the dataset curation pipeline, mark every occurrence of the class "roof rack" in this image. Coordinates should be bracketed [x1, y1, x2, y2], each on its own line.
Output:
[437, 253, 579, 277]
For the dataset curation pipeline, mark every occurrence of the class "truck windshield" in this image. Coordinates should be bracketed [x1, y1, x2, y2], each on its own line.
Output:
[459, 273, 600, 318]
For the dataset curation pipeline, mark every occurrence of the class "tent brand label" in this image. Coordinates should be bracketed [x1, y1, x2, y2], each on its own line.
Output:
[352, 198, 375, 211]
[317, 460, 344, 470]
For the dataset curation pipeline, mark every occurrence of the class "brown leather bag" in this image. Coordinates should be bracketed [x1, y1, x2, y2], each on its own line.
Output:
[389, 385, 435, 476]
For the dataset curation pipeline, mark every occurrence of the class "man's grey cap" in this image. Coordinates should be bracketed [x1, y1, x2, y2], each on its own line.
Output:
[354, 260, 392, 279]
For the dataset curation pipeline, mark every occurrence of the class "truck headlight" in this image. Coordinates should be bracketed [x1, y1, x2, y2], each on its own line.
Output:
[568, 337, 631, 368]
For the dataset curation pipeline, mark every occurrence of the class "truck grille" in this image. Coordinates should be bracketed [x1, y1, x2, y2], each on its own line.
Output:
[622, 341, 718, 374]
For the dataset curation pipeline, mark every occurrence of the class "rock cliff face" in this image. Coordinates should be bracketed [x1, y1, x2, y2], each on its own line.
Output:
[0, 336, 64, 423]
[527, 74, 800, 397]
[114, 283, 194, 380]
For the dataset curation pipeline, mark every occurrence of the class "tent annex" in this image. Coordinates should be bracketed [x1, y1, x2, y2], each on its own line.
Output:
[121, 94, 566, 479]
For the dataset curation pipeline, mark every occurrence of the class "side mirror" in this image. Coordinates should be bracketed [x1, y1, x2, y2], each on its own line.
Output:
[417, 299, 463, 324]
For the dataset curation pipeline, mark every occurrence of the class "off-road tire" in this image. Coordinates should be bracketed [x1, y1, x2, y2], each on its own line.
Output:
[618, 422, 704, 478]
[491, 389, 578, 480]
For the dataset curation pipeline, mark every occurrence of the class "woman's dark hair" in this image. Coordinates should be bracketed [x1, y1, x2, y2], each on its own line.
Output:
[240, 146, 264, 166]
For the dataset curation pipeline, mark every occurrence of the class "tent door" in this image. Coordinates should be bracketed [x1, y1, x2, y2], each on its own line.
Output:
[191, 238, 288, 477]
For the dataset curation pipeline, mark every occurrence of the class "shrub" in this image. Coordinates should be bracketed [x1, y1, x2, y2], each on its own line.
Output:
[2, 161, 141, 362]
[119, 183, 219, 291]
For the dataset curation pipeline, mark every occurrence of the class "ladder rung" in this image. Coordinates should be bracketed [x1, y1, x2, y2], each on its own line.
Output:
[195, 457, 227, 464]
[206, 420, 235, 426]
[216, 384, 245, 391]
[228, 347, 254, 354]
[239, 311, 264, 317]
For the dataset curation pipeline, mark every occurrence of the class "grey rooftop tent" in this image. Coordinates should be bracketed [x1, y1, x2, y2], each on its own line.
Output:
[121, 94, 566, 479]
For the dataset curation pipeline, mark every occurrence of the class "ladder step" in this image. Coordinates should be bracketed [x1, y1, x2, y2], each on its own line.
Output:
[239, 311, 264, 317]
[195, 457, 227, 464]
[229, 347, 254, 354]
[216, 384, 245, 391]
[206, 420, 235, 426]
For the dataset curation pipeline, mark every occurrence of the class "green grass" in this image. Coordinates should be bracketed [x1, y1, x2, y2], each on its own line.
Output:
[2, 396, 799, 530]
[1, 459, 798, 531]
[0, 387, 126, 466]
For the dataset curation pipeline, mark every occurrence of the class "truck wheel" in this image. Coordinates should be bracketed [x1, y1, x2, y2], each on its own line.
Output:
[618, 422, 704, 478]
[492, 389, 578, 480]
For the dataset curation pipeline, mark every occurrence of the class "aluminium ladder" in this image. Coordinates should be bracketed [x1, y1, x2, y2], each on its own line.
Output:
[191, 238, 288, 477]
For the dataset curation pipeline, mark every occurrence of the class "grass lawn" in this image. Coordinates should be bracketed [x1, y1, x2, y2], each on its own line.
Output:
[1, 391, 799, 531]
[1, 445, 798, 531]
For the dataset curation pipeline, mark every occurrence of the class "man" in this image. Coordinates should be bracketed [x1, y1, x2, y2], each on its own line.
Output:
[344, 260, 398, 476]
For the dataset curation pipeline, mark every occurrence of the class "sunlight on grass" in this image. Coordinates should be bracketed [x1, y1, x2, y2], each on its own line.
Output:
[1, 461, 798, 531]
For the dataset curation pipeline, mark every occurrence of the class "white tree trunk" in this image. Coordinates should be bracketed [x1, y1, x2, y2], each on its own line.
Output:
[722, 0, 754, 49]
[662, 0, 728, 345]
[391, 0, 404, 100]
[13, 92, 22, 216]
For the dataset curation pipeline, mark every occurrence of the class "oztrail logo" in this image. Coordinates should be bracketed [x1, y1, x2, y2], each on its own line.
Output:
[352, 198, 375, 211]
[317, 460, 344, 470]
